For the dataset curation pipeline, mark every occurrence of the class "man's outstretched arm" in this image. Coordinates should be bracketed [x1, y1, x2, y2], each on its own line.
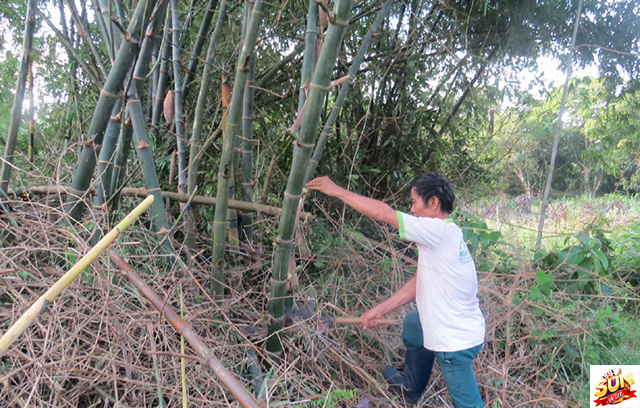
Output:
[306, 176, 398, 228]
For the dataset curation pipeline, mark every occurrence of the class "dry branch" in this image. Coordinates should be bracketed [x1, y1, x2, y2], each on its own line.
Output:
[108, 251, 261, 408]
[9, 185, 314, 219]
[0, 196, 154, 354]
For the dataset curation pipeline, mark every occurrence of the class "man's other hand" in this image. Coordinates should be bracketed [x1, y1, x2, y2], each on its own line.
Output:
[360, 308, 384, 329]
[306, 176, 342, 197]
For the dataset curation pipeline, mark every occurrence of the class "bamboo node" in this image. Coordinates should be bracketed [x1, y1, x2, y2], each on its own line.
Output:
[330, 18, 348, 27]
[309, 82, 331, 92]
[136, 140, 151, 150]
[274, 236, 294, 245]
[100, 88, 121, 99]
[67, 187, 84, 196]
[240, 55, 252, 71]
[283, 191, 301, 200]
[294, 139, 314, 149]
[177, 322, 193, 336]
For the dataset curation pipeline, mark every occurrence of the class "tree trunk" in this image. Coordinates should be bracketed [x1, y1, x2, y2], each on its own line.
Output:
[536, 0, 583, 250]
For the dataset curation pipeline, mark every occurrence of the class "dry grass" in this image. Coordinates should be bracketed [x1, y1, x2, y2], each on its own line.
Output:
[1, 192, 624, 407]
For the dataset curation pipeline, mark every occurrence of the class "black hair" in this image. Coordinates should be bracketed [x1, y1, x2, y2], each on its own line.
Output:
[411, 173, 455, 214]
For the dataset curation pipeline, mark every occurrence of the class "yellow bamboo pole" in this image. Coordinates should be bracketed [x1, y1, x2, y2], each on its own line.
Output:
[0, 196, 155, 354]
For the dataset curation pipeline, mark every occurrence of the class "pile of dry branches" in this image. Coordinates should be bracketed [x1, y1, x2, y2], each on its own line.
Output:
[0, 196, 581, 407]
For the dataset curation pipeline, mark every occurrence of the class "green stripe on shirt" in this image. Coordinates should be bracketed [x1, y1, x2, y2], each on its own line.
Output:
[396, 211, 406, 240]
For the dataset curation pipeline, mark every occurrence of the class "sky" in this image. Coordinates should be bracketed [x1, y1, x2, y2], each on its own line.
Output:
[0, 4, 604, 113]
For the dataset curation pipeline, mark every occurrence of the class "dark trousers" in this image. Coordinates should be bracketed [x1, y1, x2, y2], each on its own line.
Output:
[402, 311, 485, 408]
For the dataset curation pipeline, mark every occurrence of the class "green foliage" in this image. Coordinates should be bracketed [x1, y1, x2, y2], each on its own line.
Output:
[453, 210, 508, 272]
[297, 388, 358, 407]
[608, 221, 640, 286]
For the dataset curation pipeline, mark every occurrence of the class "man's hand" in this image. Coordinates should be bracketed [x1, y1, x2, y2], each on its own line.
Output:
[360, 307, 384, 329]
[306, 176, 343, 197]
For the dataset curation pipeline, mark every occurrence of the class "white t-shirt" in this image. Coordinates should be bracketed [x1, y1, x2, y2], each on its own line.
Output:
[397, 211, 485, 352]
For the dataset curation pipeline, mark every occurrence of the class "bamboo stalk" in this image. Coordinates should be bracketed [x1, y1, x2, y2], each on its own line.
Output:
[28, 61, 34, 163]
[93, 0, 168, 240]
[211, 0, 265, 301]
[10, 185, 314, 219]
[127, 82, 170, 233]
[266, 0, 353, 354]
[65, 0, 157, 222]
[152, 28, 171, 126]
[90, 100, 124, 245]
[304, 0, 394, 185]
[0, 0, 37, 193]
[113, 0, 171, 232]
[185, 0, 229, 248]
[170, 0, 187, 197]
[90, 0, 114, 61]
[181, 0, 219, 99]
[179, 283, 188, 408]
[260, 154, 277, 204]
[297, 0, 319, 113]
[63, 0, 108, 80]
[109, 119, 134, 208]
[0, 196, 155, 354]
[93, 100, 124, 210]
[98, 0, 123, 54]
[108, 252, 262, 408]
[240, 48, 257, 242]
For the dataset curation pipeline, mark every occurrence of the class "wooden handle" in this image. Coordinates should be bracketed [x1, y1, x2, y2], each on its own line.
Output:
[333, 317, 398, 326]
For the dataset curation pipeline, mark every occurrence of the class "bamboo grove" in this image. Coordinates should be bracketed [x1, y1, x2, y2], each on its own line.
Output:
[1, 0, 639, 387]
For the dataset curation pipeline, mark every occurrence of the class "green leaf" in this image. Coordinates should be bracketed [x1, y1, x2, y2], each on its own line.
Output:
[489, 231, 502, 242]
[529, 286, 543, 301]
[535, 270, 554, 296]
[590, 248, 609, 272]
[558, 246, 586, 265]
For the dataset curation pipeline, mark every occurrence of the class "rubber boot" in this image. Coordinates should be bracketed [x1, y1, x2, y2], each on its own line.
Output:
[382, 347, 435, 404]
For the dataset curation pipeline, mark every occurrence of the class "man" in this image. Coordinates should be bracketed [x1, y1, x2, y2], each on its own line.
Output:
[306, 173, 485, 407]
